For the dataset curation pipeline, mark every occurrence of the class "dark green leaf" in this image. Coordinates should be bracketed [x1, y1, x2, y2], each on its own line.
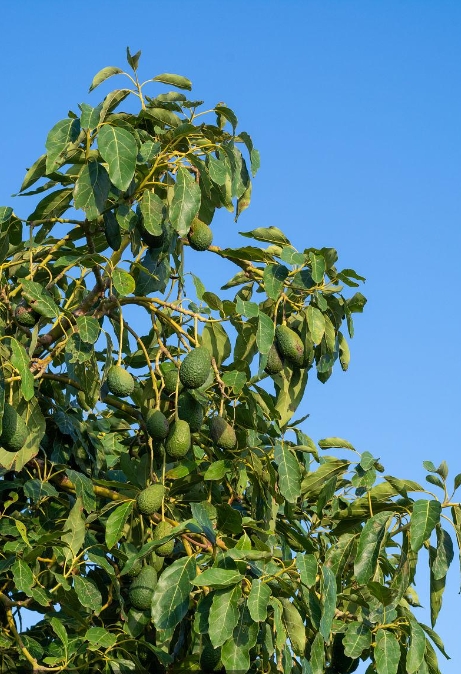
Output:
[407, 621, 426, 673]
[375, 629, 400, 674]
[105, 501, 133, 550]
[208, 584, 242, 648]
[343, 622, 372, 659]
[152, 72, 192, 90]
[320, 566, 336, 641]
[170, 166, 201, 236]
[274, 443, 301, 503]
[263, 264, 288, 300]
[151, 556, 196, 629]
[247, 579, 271, 622]
[98, 125, 137, 191]
[256, 311, 275, 356]
[140, 189, 164, 236]
[10, 338, 34, 401]
[45, 118, 81, 172]
[74, 575, 102, 613]
[89, 66, 124, 92]
[354, 512, 391, 584]
[410, 500, 442, 552]
[74, 162, 110, 220]
[193, 568, 243, 589]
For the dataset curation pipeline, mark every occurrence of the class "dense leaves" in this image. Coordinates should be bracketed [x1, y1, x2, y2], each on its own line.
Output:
[0, 50, 457, 674]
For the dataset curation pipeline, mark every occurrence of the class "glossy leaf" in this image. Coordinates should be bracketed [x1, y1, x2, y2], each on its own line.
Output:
[105, 500, 133, 550]
[170, 166, 201, 236]
[74, 161, 110, 220]
[97, 125, 137, 191]
[208, 585, 241, 648]
[151, 556, 196, 629]
[274, 443, 301, 503]
[247, 579, 271, 622]
[355, 512, 391, 584]
[193, 568, 243, 589]
[410, 500, 442, 552]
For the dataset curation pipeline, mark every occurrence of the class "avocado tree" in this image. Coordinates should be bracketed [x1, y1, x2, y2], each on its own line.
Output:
[0, 50, 458, 674]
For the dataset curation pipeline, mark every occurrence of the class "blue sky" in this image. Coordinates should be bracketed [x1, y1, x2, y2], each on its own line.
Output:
[1, 1, 460, 670]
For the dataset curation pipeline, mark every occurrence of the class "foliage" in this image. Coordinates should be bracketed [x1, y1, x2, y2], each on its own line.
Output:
[0, 49, 458, 674]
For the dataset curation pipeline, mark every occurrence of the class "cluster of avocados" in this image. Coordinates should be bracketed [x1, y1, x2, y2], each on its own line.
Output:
[264, 323, 307, 375]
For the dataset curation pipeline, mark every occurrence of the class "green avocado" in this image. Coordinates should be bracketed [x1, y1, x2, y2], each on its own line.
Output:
[162, 368, 183, 395]
[275, 324, 305, 367]
[188, 218, 213, 251]
[15, 300, 39, 327]
[179, 347, 211, 389]
[137, 221, 165, 249]
[153, 520, 175, 557]
[209, 416, 237, 450]
[166, 419, 191, 459]
[146, 409, 169, 440]
[200, 642, 221, 672]
[128, 565, 158, 610]
[264, 343, 284, 375]
[106, 365, 135, 397]
[0, 403, 28, 452]
[136, 484, 165, 515]
[177, 393, 204, 432]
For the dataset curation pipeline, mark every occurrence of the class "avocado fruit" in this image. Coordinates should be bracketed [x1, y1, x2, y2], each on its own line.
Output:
[146, 409, 169, 440]
[0, 404, 28, 451]
[106, 365, 135, 397]
[177, 393, 204, 432]
[136, 484, 165, 515]
[15, 301, 39, 327]
[166, 420, 191, 459]
[137, 221, 165, 249]
[275, 324, 305, 368]
[153, 520, 175, 557]
[128, 565, 158, 610]
[188, 218, 213, 251]
[162, 368, 183, 395]
[209, 416, 237, 450]
[179, 347, 211, 389]
[264, 343, 284, 375]
[200, 642, 221, 672]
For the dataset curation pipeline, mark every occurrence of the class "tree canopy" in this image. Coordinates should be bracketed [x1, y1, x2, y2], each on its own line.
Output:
[0, 50, 458, 674]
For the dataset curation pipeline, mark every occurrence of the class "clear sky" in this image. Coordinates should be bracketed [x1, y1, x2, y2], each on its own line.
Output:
[1, 1, 460, 671]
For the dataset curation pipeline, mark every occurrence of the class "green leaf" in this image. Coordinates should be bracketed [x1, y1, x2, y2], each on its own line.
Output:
[74, 575, 102, 613]
[193, 568, 243, 589]
[239, 226, 290, 246]
[28, 188, 73, 221]
[45, 118, 81, 172]
[12, 559, 34, 594]
[429, 545, 446, 627]
[432, 527, 454, 580]
[309, 252, 326, 284]
[97, 125, 137, 191]
[338, 331, 350, 371]
[410, 500, 442, 552]
[263, 264, 289, 300]
[221, 370, 247, 394]
[112, 268, 135, 296]
[89, 66, 124, 92]
[61, 497, 86, 562]
[105, 500, 133, 550]
[247, 579, 271, 622]
[354, 512, 391, 584]
[140, 189, 164, 236]
[407, 621, 426, 673]
[10, 338, 34, 401]
[208, 154, 229, 185]
[256, 311, 275, 356]
[375, 629, 400, 674]
[201, 322, 231, 366]
[19, 154, 47, 192]
[310, 631, 325, 674]
[170, 166, 201, 236]
[21, 280, 59, 318]
[65, 469, 96, 512]
[296, 553, 317, 590]
[306, 305, 325, 344]
[343, 622, 372, 659]
[274, 443, 301, 503]
[85, 626, 117, 650]
[318, 437, 355, 450]
[221, 608, 258, 673]
[74, 161, 110, 220]
[208, 584, 242, 648]
[216, 105, 238, 131]
[301, 459, 349, 499]
[279, 598, 306, 655]
[50, 617, 68, 649]
[151, 556, 196, 629]
[204, 459, 233, 480]
[80, 102, 103, 130]
[75, 316, 101, 345]
[320, 566, 336, 641]
[152, 72, 192, 90]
